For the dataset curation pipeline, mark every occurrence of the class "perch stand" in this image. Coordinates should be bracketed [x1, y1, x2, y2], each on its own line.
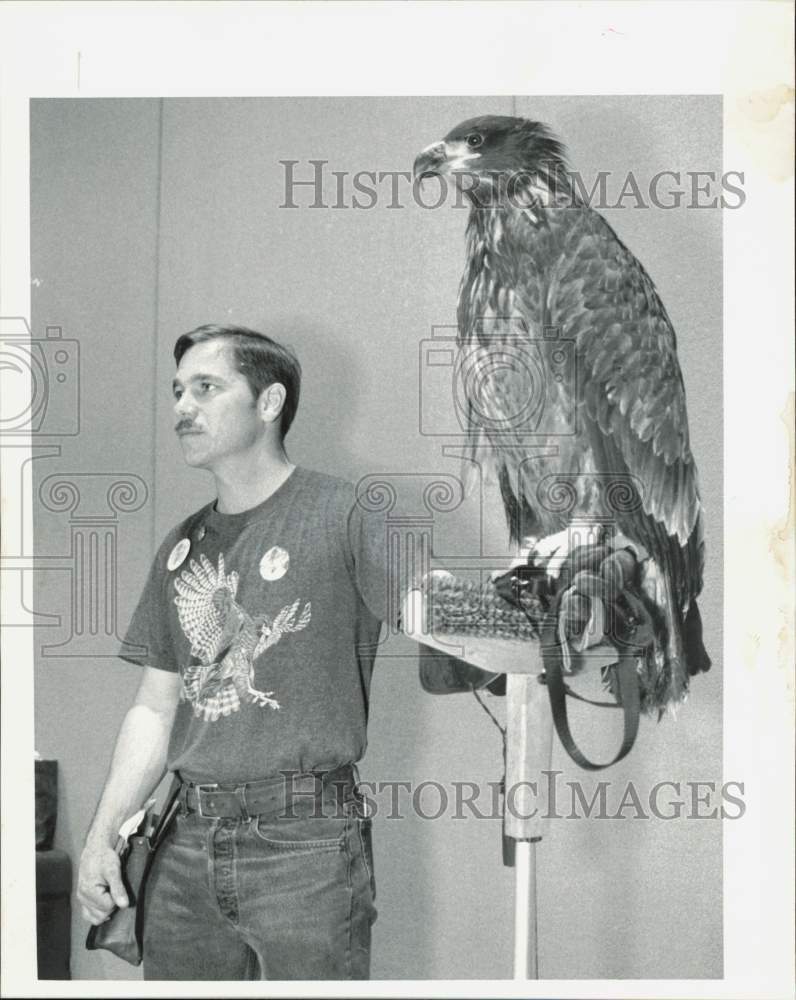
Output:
[402, 587, 616, 980]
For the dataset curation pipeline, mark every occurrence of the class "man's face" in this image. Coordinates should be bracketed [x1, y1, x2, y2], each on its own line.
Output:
[173, 340, 264, 471]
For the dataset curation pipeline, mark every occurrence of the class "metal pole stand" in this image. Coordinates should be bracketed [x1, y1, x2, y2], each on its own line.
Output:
[504, 672, 554, 979]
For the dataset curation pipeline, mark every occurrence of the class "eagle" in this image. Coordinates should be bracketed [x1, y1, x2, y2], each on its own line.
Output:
[173, 552, 311, 722]
[413, 115, 710, 710]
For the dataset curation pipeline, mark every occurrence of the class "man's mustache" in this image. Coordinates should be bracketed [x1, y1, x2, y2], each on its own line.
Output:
[175, 420, 201, 434]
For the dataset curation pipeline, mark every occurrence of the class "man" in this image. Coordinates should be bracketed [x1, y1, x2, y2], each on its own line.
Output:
[77, 324, 391, 980]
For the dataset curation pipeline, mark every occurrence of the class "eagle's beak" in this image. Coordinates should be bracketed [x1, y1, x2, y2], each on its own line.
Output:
[413, 141, 447, 180]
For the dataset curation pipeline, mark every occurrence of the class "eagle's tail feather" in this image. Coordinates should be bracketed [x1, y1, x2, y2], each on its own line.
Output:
[683, 599, 711, 675]
[638, 561, 687, 708]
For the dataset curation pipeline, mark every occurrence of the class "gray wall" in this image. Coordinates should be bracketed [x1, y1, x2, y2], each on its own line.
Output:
[32, 96, 723, 981]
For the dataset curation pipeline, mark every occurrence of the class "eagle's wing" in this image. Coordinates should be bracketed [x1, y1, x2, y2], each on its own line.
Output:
[552, 209, 705, 608]
[252, 599, 312, 660]
[173, 553, 242, 663]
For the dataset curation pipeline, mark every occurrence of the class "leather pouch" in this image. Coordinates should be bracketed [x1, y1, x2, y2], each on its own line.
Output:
[85, 781, 180, 966]
[419, 647, 506, 695]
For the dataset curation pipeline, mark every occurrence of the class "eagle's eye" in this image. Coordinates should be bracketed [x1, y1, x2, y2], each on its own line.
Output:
[465, 133, 483, 148]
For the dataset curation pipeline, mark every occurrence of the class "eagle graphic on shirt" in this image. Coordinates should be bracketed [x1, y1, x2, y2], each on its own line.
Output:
[173, 552, 311, 722]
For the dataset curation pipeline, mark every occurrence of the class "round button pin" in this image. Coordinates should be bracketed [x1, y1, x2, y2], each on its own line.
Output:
[167, 538, 191, 571]
[259, 546, 289, 581]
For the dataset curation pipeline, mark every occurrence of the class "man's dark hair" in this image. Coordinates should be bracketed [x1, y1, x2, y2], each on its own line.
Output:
[174, 324, 302, 439]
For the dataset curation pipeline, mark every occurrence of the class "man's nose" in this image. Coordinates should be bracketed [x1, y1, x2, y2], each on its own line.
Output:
[174, 392, 196, 417]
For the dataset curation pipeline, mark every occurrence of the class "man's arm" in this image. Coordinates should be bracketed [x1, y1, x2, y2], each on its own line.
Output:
[76, 666, 182, 926]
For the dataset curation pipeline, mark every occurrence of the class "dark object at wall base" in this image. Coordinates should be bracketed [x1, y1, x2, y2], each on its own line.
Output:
[35, 759, 58, 851]
[36, 849, 72, 979]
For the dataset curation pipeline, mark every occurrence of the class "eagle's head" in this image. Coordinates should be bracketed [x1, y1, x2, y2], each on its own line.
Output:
[413, 115, 568, 204]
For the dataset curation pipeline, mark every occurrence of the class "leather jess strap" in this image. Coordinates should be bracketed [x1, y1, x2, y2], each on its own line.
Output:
[539, 575, 652, 771]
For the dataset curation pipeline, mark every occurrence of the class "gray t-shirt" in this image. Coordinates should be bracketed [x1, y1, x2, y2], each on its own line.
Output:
[121, 467, 393, 784]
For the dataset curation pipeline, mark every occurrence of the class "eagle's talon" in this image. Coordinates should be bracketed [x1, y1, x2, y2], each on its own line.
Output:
[248, 689, 281, 710]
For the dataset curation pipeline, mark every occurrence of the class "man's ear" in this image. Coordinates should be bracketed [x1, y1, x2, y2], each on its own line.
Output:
[259, 383, 287, 426]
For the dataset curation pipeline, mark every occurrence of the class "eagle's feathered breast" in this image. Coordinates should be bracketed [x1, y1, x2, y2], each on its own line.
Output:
[457, 199, 606, 539]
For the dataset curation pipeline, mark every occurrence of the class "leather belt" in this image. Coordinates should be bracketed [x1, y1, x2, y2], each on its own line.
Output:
[177, 763, 357, 820]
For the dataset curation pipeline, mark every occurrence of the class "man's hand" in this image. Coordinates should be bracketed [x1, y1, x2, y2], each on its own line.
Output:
[77, 667, 181, 925]
[77, 842, 129, 925]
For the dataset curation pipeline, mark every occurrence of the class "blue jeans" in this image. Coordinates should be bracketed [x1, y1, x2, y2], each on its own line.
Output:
[141, 781, 377, 980]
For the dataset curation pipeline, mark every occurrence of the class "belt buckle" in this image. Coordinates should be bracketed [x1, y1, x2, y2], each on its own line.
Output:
[195, 782, 220, 819]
